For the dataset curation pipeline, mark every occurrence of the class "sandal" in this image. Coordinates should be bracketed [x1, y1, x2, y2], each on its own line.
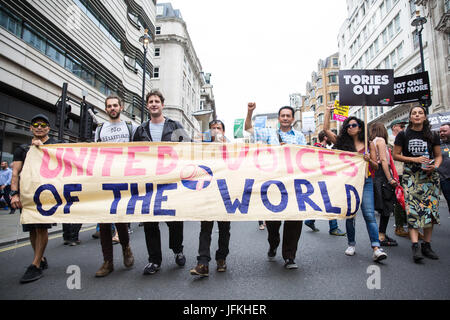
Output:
[380, 235, 398, 246]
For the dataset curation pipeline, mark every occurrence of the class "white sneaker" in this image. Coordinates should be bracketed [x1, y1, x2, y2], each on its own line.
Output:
[373, 248, 387, 262]
[345, 246, 356, 256]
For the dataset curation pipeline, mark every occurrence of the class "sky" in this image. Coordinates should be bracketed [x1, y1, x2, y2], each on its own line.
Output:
[162, 0, 349, 135]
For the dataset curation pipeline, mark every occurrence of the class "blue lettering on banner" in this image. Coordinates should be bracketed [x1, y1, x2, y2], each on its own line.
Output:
[260, 180, 288, 213]
[318, 181, 341, 214]
[345, 184, 361, 216]
[103, 184, 128, 214]
[127, 183, 153, 214]
[294, 179, 322, 212]
[154, 184, 177, 216]
[34, 184, 63, 216]
[63, 184, 82, 214]
[217, 179, 254, 214]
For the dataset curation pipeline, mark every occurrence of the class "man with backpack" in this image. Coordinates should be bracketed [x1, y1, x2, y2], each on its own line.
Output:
[94, 95, 137, 277]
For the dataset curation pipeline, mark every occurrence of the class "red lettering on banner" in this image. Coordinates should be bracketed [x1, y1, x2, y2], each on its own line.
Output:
[86, 148, 98, 176]
[318, 150, 337, 176]
[221, 146, 249, 170]
[63, 148, 88, 177]
[100, 148, 123, 177]
[156, 146, 179, 175]
[284, 147, 294, 174]
[125, 146, 149, 176]
[254, 147, 278, 172]
[339, 153, 358, 177]
[40, 148, 64, 178]
[296, 149, 316, 173]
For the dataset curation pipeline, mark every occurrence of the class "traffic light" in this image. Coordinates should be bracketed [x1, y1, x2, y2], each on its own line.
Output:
[56, 100, 73, 130]
[78, 102, 97, 142]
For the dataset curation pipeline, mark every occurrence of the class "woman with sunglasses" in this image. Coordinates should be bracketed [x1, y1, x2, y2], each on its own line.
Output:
[369, 122, 398, 247]
[324, 106, 387, 262]
[393, 105, 442, 262]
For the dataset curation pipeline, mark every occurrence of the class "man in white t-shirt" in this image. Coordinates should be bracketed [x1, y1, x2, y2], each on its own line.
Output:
[93, 95, 138, 277]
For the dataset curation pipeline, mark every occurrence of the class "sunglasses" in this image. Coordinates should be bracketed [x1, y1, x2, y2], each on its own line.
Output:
[345, 123, 360, 129]
[31, 122, 49, 128]
[209, 120, 224, 127]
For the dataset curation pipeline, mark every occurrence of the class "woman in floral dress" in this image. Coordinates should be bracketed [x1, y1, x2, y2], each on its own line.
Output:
[393, 106, 442, 262]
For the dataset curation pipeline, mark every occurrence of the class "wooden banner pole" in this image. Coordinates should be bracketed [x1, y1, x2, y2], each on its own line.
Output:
[364, 106, 369, 178]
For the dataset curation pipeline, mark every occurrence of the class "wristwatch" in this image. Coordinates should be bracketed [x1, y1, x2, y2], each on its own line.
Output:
[10, 190, 19, 197]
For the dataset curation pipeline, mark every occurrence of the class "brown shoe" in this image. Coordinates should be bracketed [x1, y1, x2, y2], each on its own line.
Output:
[216, 259, 227, 272]
[122, 245, 134, 268]
[95, 261, 114, 277]
[395, 227, 409, 238]
[190, 264, 209, 277]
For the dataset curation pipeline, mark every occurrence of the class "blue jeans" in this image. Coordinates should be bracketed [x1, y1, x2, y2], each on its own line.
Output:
[346, 177, 380, 248]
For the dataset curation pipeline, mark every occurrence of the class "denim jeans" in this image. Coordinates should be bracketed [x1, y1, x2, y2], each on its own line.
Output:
[346, 177, 381, 248]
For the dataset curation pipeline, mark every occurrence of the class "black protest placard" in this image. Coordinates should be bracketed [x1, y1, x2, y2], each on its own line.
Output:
[394, 71, 430, 105]
[339, 70, 394, 106]
[428, 111, 450, 131]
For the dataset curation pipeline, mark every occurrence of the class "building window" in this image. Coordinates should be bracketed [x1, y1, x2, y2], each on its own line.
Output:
[154, 47, 160, 57]
[153, 67, 160, 78]
[23, 24, 46, 53]
[155, 26, 161, 35]
[46, 41, 66, 67]
[65, 56, 82, 78]
[316, 78, 323, 88]
[318, 113, 324, 124]
[332, 58, 339, 67]
[409, 0, 416, 17]
[328, 74, 338, 84]
[329, 92, 338, 102]
[74, 0, 121, 49]
[317, 96, 323, 105]
[0, 6, 22, 37]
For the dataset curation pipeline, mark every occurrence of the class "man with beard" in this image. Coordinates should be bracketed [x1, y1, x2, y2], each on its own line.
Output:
[133, 90, 190, 275]
[93, 95, 137, 277]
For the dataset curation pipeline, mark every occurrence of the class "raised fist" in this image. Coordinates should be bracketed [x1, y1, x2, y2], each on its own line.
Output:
[248, 102, 256, 111]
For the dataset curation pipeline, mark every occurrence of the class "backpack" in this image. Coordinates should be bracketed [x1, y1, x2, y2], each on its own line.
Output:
[96, 121, 133, 142]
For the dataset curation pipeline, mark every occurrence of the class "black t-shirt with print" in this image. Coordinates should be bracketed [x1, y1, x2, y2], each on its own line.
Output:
[13, 137, 59, 162]
[394, 128, 440, 159]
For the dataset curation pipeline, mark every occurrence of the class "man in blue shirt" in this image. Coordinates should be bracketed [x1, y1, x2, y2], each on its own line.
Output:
[0, 161, 14, 214]
[245, 103, 305, 269]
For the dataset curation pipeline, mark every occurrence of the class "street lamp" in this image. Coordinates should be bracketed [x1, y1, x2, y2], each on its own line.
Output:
[411, 10, 430, 112]
[139, 29, 152, 123]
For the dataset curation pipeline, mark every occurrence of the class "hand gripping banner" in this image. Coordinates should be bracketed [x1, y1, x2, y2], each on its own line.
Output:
[20, 142, 366, 224]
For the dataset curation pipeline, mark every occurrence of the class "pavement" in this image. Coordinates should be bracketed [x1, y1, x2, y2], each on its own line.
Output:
[0, 208, 96, 246]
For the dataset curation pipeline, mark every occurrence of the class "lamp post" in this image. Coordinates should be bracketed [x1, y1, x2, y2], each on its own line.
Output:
[411, 10, 430, 112]
[139, 29, 152, 123]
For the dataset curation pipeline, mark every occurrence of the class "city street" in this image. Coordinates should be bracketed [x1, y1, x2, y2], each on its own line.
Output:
[0, 203, 449, 301]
